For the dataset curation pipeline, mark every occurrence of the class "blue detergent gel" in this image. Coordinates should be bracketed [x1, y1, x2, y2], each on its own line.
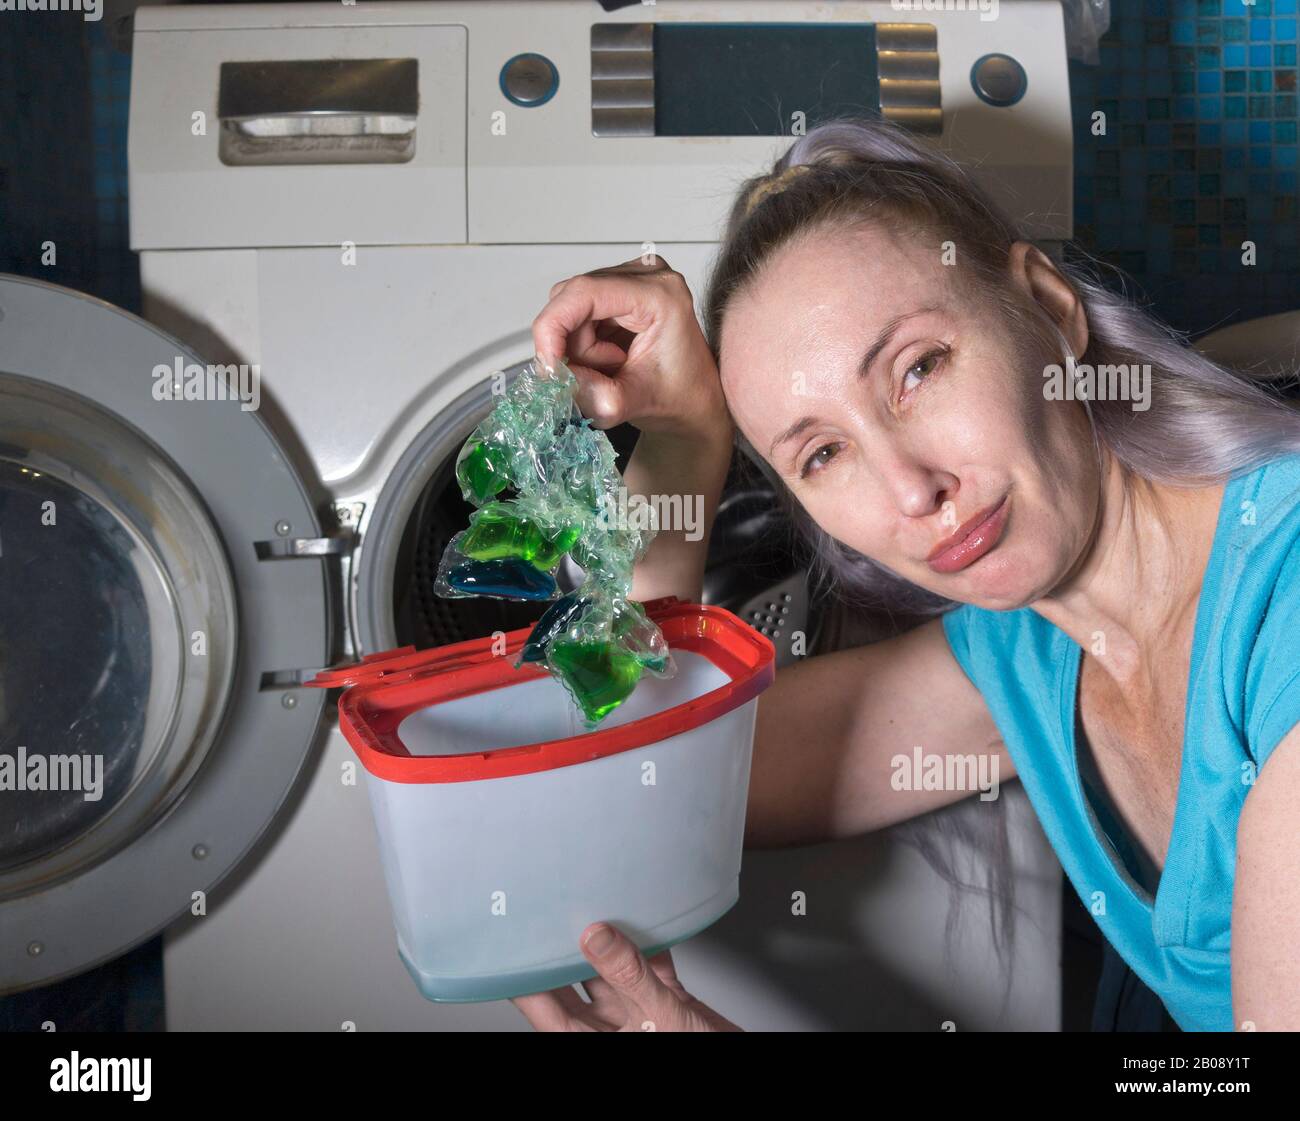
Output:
[519, 591, 593, 664]
[447, 558, 557, 600]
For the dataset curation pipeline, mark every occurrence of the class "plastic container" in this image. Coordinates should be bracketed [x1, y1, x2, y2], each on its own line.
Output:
[307, 596, 775, 1003]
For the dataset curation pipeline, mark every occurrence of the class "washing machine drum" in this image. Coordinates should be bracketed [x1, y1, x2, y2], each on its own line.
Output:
[388, 418, 817, 662]
[0, 275, 329, 994]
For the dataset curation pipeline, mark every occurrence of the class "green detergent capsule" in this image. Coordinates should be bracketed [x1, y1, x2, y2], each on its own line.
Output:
[548, 640, 644, 722]
[461, 503, 538, 562]
[455, 437, 511, 505]
[529, 522, 582, 569]
[462, 504, 581, 571]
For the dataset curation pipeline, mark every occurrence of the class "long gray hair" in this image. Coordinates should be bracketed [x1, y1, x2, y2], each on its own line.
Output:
[701, 114, 1300, 990]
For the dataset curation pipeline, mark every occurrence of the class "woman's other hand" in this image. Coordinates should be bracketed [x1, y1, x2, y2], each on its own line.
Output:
[510, 921, 743, 1031]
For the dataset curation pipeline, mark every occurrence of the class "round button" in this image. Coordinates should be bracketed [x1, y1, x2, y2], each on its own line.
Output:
[970, 53, 1027, 108]
[500, 53, 559, 107]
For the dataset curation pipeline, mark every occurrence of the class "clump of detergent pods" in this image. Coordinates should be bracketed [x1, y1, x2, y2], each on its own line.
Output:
[434, 355, 675, 726]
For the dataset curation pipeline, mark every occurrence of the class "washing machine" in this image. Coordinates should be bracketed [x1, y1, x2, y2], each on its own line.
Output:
[2, 0, 1075, 1029]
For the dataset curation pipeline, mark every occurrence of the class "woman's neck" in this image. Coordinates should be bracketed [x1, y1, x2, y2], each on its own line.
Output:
[1028, 455, 1227, 689]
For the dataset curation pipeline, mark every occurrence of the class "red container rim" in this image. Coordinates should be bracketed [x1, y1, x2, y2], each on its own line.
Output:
[306, 597, 776, 783]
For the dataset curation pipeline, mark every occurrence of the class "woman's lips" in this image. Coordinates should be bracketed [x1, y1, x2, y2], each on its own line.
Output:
[926, 496, 1010, 574]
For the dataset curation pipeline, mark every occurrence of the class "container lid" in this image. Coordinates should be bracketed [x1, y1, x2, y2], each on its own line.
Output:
[306, 597, 775, 783]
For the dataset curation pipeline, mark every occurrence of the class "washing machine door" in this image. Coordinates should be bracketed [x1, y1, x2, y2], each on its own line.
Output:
[0, 275, 331, 992]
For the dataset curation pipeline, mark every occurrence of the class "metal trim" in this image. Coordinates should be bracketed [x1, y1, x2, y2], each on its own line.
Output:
[875, 22, 938, 52]
[217, 58, 419, 120]
[875, 23, 942, 136]
[592, 22, 655, 137]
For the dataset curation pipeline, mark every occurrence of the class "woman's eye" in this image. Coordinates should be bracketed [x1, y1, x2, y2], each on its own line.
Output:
[799, 442, 841, 480]
[900, 348, 946, 396]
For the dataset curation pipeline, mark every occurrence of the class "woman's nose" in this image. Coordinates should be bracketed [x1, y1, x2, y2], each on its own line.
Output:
[876, 453, 956, 521]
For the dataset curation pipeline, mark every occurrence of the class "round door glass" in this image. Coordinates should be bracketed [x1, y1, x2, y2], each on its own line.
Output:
[0, 463, 156, 866]
[0, 373, 237, 899]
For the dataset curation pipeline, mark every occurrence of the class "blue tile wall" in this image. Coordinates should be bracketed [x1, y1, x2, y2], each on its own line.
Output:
[0, 14, 152, 1033]
[1070, 0, 1300, 334]
[0, 16, 137, 312]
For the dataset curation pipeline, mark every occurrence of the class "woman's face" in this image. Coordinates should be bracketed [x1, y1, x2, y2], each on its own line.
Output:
[718, 221, 1098, 611]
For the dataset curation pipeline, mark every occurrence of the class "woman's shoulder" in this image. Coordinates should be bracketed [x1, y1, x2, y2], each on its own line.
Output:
[940, 599, 1059, 674]
[1227, 450, 1300, 533]
[1216, 452, 1300, 595]
[1217, 452, 1300, 768]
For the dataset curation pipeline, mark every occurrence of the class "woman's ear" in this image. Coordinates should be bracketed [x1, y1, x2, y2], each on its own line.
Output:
[1008, 241, 1089, 357]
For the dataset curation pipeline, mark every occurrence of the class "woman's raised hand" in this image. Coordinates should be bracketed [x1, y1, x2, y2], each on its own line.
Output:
[532, 255, 730, 440]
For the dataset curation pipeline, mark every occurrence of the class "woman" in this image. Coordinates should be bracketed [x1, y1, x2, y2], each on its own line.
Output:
[512, 116, 1300, 1033]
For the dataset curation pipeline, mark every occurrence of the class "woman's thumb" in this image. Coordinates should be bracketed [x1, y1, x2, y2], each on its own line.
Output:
[581, 923, 679, 1028]
[567, 364, 626, 430]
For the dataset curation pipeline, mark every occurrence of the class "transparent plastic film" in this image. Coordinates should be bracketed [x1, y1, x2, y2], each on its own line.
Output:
[435, 356, 677, 728]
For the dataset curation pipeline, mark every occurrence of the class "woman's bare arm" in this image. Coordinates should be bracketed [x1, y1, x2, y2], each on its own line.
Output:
[745, 615, 1014, 849]
[626, 424, 734, 604]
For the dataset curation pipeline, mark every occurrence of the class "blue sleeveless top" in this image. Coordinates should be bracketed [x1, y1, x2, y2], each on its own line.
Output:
[941, 452, 1300, 1032]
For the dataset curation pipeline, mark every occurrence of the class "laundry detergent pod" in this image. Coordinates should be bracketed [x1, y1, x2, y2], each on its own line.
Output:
[447, 557, 558, 601]
[528, 519, 582, 571]
[546, 639, 645, 725]
[527, 594, 677, 726]
[515, 590, 594, 667]
[434, 528, 559, 601]
[461, 499, 582, 572]
[435, 355, 676, 723]
[455, 434, 514, 505]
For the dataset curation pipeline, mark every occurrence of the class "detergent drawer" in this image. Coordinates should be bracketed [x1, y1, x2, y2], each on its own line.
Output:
[128, 23, 466, 249]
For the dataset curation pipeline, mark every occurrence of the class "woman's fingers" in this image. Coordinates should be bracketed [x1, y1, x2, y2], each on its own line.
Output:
[578, 975, 634, 1025]
[644, 950, 692, 999]
[593, 317, 638, 353]
[567, 363, 626, 429]
[582, 950, 684, 1017]
[534, 257, 712, 436]
[587, 253, 676, 277]
[578, 923, 684, 1030]
[510, 986, 604, 1032]
[509, 989, 576, 1031]
[532, 274, 658, 372]
[565, 320, 628, 375]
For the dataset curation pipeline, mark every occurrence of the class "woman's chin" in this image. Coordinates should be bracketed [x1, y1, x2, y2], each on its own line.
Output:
[935, 554, 1038, 611]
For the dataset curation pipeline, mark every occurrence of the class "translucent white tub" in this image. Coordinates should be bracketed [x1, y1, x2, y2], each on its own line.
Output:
[310, 597, 775, 1002]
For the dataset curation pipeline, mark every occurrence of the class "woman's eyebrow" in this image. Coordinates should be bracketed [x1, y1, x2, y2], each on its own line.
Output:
[768, 304, 944, 459]
[770, 414, 818, 458]
[857, 304, 944, 382]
